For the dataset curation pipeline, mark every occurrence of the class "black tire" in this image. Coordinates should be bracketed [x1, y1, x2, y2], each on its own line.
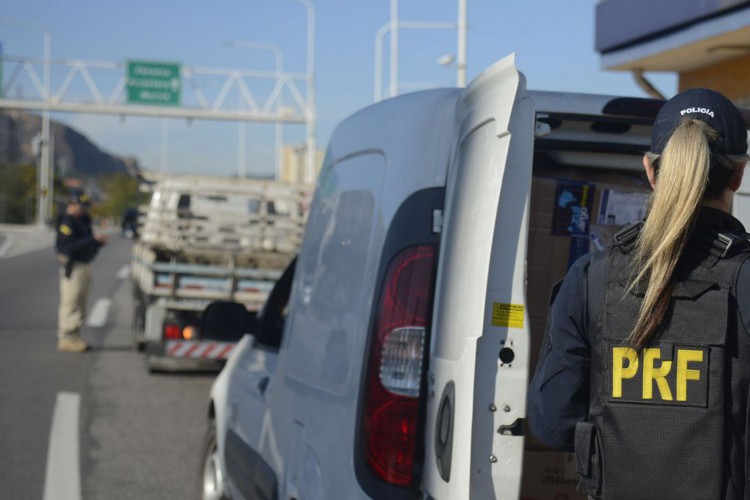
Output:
[131, 293, 146, 352]
[200, 421, 230, 500]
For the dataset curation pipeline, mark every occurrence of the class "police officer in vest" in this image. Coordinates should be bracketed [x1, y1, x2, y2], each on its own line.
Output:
[56, 193, 107, 352]
[528, 88, 750, 499]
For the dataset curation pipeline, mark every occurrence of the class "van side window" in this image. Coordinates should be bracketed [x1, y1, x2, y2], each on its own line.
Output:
[255, 257, 296, 350]
[284, 153, 385, 392]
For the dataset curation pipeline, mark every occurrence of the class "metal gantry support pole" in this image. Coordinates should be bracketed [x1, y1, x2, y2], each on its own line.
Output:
[0, 18, 52, 227]
[160, 118, 169, 173]
[41, 30, 52, 224]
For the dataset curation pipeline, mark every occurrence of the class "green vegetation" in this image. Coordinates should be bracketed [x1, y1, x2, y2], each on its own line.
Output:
[0, 163, 37, 224]
[0, 164, 144, 224]
[94, 173, 147, 219]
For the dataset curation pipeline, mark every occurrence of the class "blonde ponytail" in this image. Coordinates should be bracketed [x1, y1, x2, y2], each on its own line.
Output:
[626, 118, 717, 350]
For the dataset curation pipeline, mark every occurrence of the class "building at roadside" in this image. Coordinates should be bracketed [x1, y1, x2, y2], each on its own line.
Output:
[596, 0, 750, 105]
[280, 144, 325, 185]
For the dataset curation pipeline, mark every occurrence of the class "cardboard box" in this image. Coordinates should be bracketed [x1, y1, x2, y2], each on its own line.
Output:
[520, 450, 583, 500]
[527, 170, 650, 372]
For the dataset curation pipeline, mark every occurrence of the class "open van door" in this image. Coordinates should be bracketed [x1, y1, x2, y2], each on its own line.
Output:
[423, 54, 536, 499]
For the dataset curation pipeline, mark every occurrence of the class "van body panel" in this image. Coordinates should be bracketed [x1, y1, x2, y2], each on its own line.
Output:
[424, 55, 535, 499]
[264, 91, 461, 499]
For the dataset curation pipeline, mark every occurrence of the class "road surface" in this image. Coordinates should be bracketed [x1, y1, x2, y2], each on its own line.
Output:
[0, 228, 215, 500]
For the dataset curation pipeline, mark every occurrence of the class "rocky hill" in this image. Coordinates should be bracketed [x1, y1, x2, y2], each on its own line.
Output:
[0, 110, 141, 179]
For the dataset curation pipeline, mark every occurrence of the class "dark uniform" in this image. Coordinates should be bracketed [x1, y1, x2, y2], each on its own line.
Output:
[56, 206, 103, 350]
[528, 207, 750, 499]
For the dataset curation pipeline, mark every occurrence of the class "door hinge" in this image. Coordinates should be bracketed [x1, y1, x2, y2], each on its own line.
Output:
[535, 114, 551, 138]
[432, 209, 444, 234]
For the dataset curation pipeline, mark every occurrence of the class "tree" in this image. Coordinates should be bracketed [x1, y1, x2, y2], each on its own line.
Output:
[0, 163, 37, 224]
[94, 173, 147, 219]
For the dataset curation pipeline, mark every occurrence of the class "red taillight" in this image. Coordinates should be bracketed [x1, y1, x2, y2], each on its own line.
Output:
[163, 323, 181, 340]
[362, 245, 436, 487]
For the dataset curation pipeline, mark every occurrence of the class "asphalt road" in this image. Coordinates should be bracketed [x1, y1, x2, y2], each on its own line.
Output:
[0, 230, 216, 500]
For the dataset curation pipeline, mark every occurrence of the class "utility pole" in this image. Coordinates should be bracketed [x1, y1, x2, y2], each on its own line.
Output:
[291, 0, 316, 185]
[457, 0, 467, 87]
[389, 0, 399, 98]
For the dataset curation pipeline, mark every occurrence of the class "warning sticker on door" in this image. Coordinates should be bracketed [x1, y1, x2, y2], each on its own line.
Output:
[492, 303, 525, 328]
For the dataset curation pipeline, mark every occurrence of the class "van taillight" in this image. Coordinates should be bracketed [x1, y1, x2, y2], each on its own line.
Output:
[363, 245, 435, 487]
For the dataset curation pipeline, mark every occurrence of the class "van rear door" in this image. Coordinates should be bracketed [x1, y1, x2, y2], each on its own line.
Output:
[422, 54, 536, 499]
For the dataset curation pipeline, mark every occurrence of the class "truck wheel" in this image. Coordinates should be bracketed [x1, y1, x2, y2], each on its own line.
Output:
[131, 297, 146, 352]
[200, 423, 229, 500]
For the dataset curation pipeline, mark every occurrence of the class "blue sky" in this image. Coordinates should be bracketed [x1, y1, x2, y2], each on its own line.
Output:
[1, 0, 677, 178]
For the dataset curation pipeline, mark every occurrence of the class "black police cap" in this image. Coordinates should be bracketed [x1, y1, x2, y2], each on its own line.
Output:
[651, 87, 748, 156]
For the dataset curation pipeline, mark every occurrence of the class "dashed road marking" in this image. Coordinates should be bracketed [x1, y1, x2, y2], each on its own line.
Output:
[43, 392, 82, 500]
[0, 234, 16, 258]
[86, 298, 112, 328]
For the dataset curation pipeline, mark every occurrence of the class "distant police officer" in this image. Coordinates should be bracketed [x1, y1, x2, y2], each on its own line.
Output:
[528, 88, 750, 499]
[56, 193, 107, 352]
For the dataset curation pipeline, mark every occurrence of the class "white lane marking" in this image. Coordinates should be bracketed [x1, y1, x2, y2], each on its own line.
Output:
[116, 265, 130, 280]
[0, 233, 16, 257]
[43, 392, 82, 500]
[86, 298, 112, 328]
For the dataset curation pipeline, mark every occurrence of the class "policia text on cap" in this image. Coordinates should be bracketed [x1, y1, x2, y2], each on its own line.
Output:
[55, 194, 107, 353]
[528, 88, 750, 500]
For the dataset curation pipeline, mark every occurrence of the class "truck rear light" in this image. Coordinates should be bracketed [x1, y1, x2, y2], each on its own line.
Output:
[182, 325, 198, 340]
[362, 245, 435, 487]
[164, 323, 181, 340]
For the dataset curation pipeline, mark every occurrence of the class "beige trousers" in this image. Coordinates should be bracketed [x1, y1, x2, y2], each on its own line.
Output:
[58, 261, 92, 340]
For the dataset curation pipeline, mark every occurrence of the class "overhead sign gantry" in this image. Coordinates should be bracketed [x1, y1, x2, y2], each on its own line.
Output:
[0, 54, 309, 123]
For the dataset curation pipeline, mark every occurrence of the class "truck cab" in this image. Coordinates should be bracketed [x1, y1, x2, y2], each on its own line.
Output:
[201, 55, 750, 499]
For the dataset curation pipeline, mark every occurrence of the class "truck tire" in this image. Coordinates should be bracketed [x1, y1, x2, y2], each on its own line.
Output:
[131, 287, 146, 352]
[200, 422, 230, 500]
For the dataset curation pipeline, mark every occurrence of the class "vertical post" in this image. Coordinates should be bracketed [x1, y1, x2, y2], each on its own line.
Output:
[238, 121, 246, 178]
[457, 0, 467, 87]
[38, 31, 51, 227]
[273, 52, 283, 181]
[289, 0, 316, 184]
[160, 118, 169, 173]
[374, 23, 390, 102]
[389, 0, 399, 98]
[302, 0, 316, 185]
[225, 41, 284, 180]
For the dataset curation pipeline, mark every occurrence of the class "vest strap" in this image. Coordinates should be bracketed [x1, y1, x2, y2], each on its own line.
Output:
[712, 232, 750, 259]
[612, 221, 643, 254]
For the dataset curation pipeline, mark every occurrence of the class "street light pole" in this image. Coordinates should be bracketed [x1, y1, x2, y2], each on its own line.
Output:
[457, 0, 467, 87]
[390, 0, 399, 98]
[374, 21, 457, 103]
[292, 0, 316, 185]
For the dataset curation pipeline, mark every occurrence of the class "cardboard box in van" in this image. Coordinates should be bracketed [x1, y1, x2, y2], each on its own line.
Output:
[527, 170, 651, 370]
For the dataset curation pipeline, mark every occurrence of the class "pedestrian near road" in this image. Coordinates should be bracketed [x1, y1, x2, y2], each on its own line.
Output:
[527, 88, 750, 499]
[56, 193, 107, 353]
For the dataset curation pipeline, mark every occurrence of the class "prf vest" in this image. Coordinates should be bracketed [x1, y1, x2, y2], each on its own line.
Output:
[576, 223, 750, 500]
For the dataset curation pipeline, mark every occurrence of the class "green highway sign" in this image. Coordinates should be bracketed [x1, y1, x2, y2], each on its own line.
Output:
[126, 60, 181, 106]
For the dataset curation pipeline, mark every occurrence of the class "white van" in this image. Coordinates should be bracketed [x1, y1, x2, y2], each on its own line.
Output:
[199, 55, 750, 500]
